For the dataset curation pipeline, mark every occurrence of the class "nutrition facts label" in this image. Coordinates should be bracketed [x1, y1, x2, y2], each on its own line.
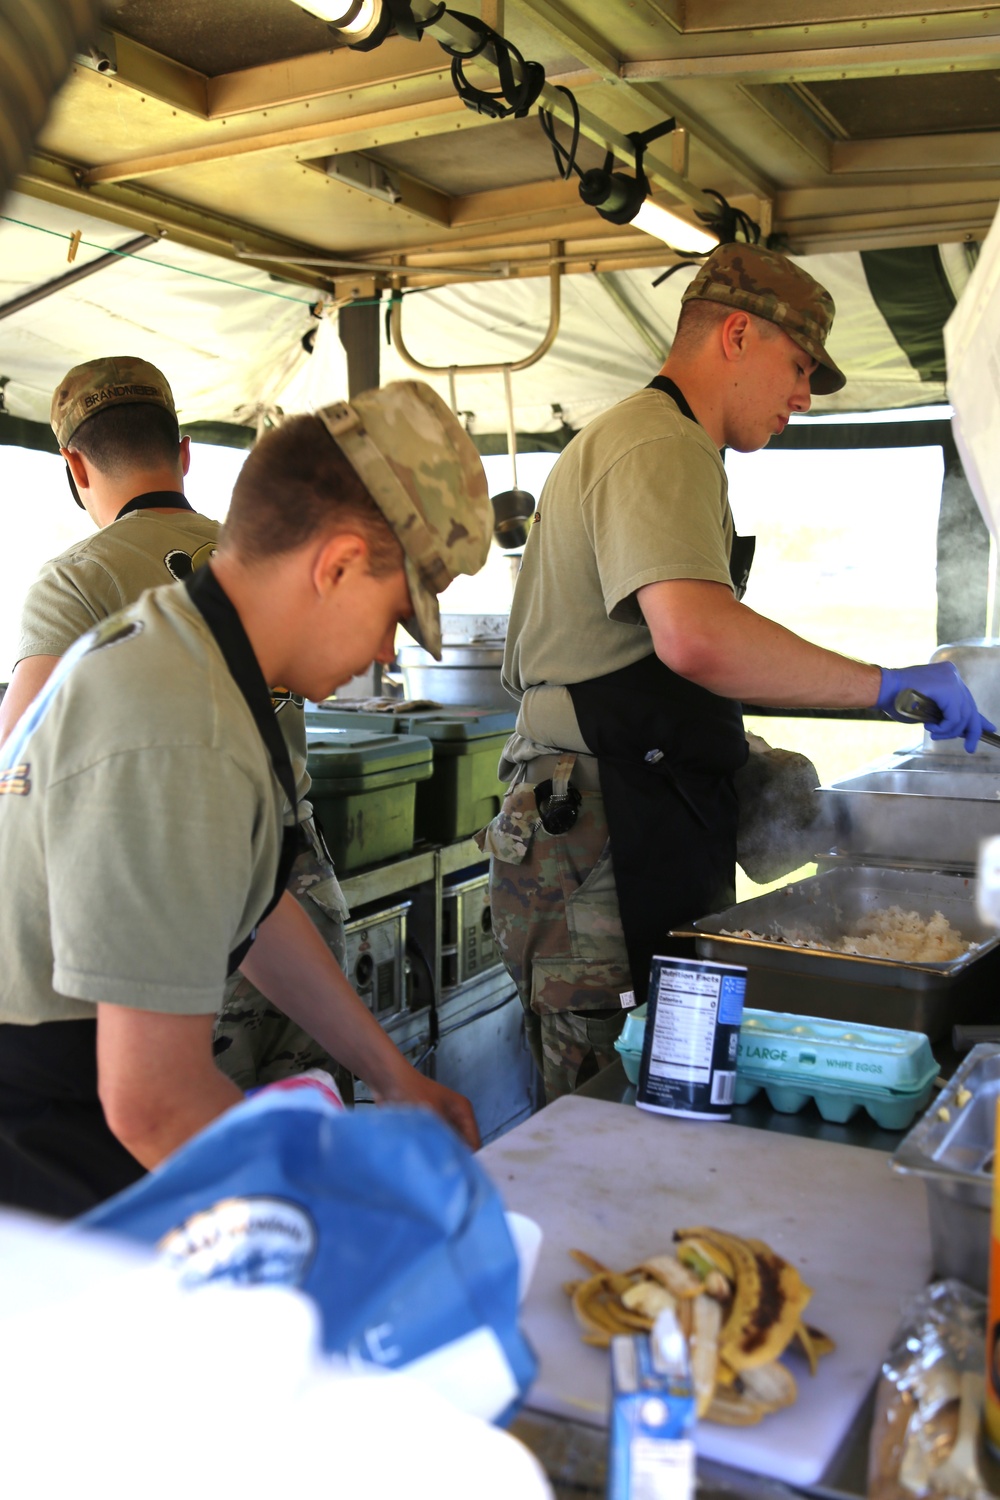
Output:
[648, 967, 720, 1083]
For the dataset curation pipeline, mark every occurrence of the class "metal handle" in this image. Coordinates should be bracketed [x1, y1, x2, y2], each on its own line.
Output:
[953, 1025, 1000, 1052]
[893, 688, 941, 725]
[894, 688, 1000, 749]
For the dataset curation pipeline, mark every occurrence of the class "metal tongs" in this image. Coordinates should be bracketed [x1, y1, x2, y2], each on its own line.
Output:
[894, 688, 1000, 749]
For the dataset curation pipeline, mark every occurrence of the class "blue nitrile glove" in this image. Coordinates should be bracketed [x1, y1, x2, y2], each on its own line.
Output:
[877, 663, 996, 753]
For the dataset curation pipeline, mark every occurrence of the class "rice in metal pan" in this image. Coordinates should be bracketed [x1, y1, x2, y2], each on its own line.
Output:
[723, 905, 976, 963]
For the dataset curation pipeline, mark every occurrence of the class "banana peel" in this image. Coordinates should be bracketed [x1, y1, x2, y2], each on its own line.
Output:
[674, 1226, 812, 1372]
[562, 1226, 835, 1428]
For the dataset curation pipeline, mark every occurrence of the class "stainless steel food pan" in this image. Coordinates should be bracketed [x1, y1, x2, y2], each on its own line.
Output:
[673, 865, 1000, 1039]
[891, 1043, 1000, 1290]
[821, 765, 1000, 869]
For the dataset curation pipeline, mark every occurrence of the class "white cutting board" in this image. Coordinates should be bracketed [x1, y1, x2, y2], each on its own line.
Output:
[479, 1095, 931, 1487]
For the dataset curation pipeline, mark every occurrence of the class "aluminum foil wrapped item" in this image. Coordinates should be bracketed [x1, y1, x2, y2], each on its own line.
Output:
[867, 1280, 994, 1500]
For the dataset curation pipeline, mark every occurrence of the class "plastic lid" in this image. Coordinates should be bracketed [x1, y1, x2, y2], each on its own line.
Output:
[396, 708, 516, 741]
[306, 727, 433, 780]
[736, 1009, 937, 1095]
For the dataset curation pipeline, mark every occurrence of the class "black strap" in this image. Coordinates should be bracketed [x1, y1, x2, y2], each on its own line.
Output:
[647, 374, 756, 600]
[646, 374, 701, 428]
[116, 490, 196, 521]
[183, 565, 299, 973]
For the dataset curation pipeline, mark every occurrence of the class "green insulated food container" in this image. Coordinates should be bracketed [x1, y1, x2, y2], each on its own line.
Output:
[306, 727, 433, 871]
[396, 708, 515, 843]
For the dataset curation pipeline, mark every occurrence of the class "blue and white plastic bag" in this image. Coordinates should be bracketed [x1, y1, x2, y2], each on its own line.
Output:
[81, 1084, 537, 1423]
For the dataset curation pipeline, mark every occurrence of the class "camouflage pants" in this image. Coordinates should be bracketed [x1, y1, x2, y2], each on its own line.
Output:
[485, 780, 631, 1102]
[213, 818, 354, 1100]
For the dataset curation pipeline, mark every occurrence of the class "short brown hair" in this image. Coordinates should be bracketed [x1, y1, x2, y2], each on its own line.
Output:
[670, 298, 781, 360]
[221, 414, 403, 573]
[70, 402, 182, 477]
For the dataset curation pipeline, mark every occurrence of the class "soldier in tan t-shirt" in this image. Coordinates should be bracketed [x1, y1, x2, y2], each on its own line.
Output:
[0, 378, 492, 1218]
[0, 358, 353, 1107]
[487, 242, 991, 1102]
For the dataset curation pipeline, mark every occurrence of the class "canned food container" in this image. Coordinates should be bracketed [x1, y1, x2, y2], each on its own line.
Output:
[891, 1042, 1000, 1291]
[616, 1007, 938, 1129]
[636, 956, 746, 1121]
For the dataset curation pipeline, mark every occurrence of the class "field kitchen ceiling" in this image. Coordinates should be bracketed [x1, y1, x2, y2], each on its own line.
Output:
[15, 0, 1000, 301]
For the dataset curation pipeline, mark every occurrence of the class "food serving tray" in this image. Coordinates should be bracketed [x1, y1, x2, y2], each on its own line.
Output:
[672, 865, 1000, 1039]
[820, 764, 1000, 870]
[891, 1043, 1000, 1290]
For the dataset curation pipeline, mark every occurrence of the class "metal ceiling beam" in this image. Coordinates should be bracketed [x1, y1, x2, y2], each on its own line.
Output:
[206, 35, 446, 118]
[92, 31, 208, 113]
[16, 155, 340, 296]
[448, 178, 591, 230]
[506, 0, 622, 76]
[636, 0, 685, 29]
[734, 84, 832, 173]
[79, 92, 487, 186]
[622, 35, 1000, 83]
[678, 0, 1000, 31]
[832, 133, 1000, 174]
[776, 188, 997, 251]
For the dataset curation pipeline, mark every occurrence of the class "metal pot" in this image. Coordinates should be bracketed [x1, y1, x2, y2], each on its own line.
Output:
[397, 641, 514, 709]
[920, 639, 1000, 753]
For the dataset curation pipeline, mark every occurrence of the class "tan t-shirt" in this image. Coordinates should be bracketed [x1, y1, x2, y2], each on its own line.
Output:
[502, 387, 734, 749]
[16, 508, 220, 661]
[15, 506, 312, 816]
[0, 582, 285, 1025]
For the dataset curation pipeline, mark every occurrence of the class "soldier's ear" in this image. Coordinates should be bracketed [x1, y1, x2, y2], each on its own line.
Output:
[61, 448, 91, 491]
[720, 310, 753, 366]
[313, 531, 368, 595]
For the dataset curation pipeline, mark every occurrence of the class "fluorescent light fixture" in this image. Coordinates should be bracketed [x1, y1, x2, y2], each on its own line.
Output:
[633, 198, 718, 253]
[294, 0, 381, 37]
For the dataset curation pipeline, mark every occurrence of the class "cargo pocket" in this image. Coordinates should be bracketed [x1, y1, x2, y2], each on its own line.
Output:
[564, 836, 630, 968]
[477, 782, 540, 865]
[303, 873, 350, 924]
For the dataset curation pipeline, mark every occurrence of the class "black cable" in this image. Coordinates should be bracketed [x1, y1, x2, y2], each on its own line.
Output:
[539, 86, 581, 180]
[407, 931, 440, 1069]
[650, 260, 703, 289]
[437, 11, 545, 119]
[695, 189, 761, 245]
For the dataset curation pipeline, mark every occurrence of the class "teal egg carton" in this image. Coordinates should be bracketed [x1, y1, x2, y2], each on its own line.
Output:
[613, 1005, 648, 1087]
[735, 1011, 939, 1129]
[614, 1006, 938, 1130]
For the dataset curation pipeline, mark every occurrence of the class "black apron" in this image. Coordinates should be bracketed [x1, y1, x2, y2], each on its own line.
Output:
[0, 566, 298, 1217]
[566, 376, 754, 1006]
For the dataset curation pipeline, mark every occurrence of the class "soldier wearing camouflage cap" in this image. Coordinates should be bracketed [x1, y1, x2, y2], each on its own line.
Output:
[0, 379, 491, 1216]
[488, 240, 990, 1103]
[0, 355, 363, 1142]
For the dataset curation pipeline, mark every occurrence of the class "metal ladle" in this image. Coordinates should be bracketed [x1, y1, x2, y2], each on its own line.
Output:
[489, 367, 536, 551]
[893, 688, 1000, 749]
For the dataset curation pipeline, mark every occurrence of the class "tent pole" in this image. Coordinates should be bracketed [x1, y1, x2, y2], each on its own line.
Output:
[0, 234, 157, 321]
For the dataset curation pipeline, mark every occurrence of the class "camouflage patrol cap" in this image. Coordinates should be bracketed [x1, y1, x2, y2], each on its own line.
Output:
[51, 356, 177, 448]
[681, 243, 846, 395]
[316, 380, 491, 660]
